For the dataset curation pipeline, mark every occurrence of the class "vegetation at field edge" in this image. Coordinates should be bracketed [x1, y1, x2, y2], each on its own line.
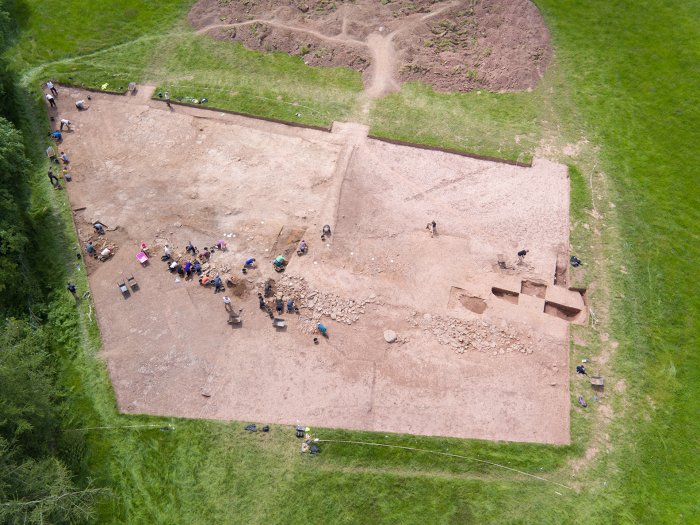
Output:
[0, 0, 697, 522]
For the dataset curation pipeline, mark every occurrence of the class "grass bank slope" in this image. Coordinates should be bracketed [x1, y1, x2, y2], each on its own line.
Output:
[537, 0, 700, 521]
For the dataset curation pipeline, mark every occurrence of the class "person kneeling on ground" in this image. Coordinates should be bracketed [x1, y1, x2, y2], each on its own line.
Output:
[297, 239, 307, 255]
[75, 99, 87, 110]
[199, 275, 211, 286]
[93, 222, 105, 235]
[317, 323, 328, 337]
[193, 260, 202, 275]
[85, 241, 96, 257]
[161, 244, 171, 261]
[186, 241, 197, 255]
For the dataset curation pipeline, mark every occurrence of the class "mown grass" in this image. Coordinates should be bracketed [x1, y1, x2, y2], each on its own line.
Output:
[7, 0, 700, 522]
[24, 27, 363, 127]
[369, 82, 542, 163]
[537, 0, 700, 521]
[5, 0, 194, 69]
[149, 33, 362, 127]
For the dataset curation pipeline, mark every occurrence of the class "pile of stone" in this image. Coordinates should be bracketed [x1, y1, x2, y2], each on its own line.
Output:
[408, 312, 534, 356]
[275, 275, 375, 329]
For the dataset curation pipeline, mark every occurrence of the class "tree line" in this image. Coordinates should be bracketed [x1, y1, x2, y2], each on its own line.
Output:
[0, 2, 100, 522]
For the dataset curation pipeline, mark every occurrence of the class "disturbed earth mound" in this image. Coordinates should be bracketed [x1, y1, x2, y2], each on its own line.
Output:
[189, 0, 552, 93]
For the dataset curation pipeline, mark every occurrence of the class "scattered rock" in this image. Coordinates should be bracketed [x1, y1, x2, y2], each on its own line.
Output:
[384, 330, 397, 343]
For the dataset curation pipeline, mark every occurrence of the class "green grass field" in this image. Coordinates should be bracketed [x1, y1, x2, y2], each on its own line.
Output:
[4, 0, 698, 522]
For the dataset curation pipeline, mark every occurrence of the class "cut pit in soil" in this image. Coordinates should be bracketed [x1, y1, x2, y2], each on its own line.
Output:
[544, 301, 581, 322]
[449, 287, 487, 313]
[492, 287, 519, 304]
[521, 279, 547, 299]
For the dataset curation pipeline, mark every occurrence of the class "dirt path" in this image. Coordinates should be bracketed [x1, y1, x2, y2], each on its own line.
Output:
[198, 19, 367, 49]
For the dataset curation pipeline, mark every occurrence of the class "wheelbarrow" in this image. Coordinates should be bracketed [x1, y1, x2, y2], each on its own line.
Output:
[272, 318, 286, 328]
[127, 275, 138, 291]
[136, 251, 149, 265]
[228, 311, 242, 325]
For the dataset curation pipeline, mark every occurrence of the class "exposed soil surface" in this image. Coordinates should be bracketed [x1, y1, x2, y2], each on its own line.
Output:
[55, 86, 576, 444]
[189, 0, 552, 94]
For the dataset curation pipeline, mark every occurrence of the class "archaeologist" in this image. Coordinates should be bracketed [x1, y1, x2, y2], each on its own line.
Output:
[273, 255, 286, 271]
[297, 239, 308, 255]
[45, 93, 56, 108]
[46, 146, 58, 163]
[60, 118, 72, 131]
[60, 151, 69, 164]
[426, 220, 437, 237]
[193, 260, 202, 275]
[223, 295, 232, 311]
[213, 274, 223, 293]
[93, 222, 105, 235]
[46, 80, 58, 97]
[517, 249, 529, 264]
[258, 293, 266, 309]
[287, 298, 295, 313]
[244, 258, 256, 268]
[47, 169, 60, 188]
[186, 241, 197, 255]
[162, 244, 171, 261]
[317, 323, 328, 337]
[75, 99, 87, 110]
[275, 296, 284, 315]
[164, 91, 171, 108]
[321, 224, 331, 240]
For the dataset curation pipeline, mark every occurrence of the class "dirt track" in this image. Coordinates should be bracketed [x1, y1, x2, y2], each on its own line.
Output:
[189, 0, 552, 95]
[55, 85, 577, 444]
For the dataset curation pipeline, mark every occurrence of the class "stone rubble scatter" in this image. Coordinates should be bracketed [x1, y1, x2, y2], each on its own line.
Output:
[410, 312, 536, 356]
[275, 275, 375, 333]
[274, 277, 537, 356]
